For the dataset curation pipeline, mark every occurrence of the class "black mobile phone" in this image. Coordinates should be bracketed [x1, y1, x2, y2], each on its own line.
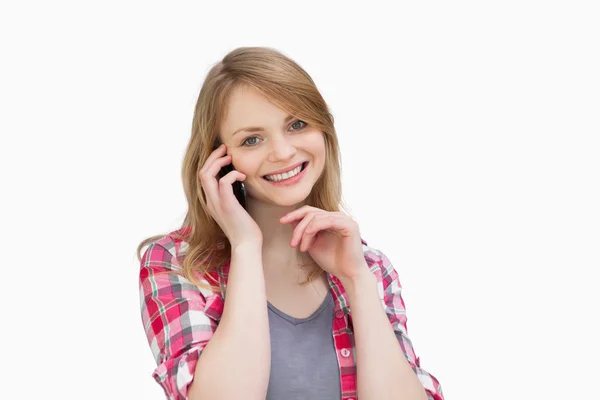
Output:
[213, 142, 247, 209]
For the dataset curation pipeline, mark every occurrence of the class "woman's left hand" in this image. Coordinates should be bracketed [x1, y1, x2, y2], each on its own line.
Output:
[280, 206, 370, 281]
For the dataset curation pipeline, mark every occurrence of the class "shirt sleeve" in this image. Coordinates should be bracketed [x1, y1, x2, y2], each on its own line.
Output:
[377, 250, 445, 400]
[139, 242, 217, 400]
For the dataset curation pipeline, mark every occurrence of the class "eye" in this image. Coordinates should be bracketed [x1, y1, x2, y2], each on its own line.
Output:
[241, 120, 307, 148]
[242, 136, 261, 147]
[290, 120, 307, 131]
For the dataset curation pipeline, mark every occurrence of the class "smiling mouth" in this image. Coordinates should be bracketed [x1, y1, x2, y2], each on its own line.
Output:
[262, 162, 308, 181]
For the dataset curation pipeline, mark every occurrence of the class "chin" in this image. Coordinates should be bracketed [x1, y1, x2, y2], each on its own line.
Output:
[246, 186, 312, 208]
[265, 191, 311, 207]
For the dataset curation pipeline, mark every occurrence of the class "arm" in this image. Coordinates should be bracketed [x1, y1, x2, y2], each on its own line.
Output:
[139, 241, 270, 400]
[342, 271, 429, 400]
[341, 251, 444, 400]
[189, 242, 271, 400]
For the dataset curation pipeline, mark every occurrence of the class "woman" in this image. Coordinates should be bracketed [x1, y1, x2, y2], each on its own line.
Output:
[138, 46, 444, 400]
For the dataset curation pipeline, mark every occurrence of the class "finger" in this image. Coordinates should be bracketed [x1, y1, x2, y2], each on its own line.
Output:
[280, 205, 319, 224]
[218, 170, 246, 208]
[307, 213, 356, 236]
[300, 214, 354, 251]
[200, 144, 228, 174]
[204, 154, 233, 178]
[299, 214, 334, 252]
[199, 154, 233, 201]
[218, 169, 246, 190]
[302, 233, 318, 253]
[290, 212, 319, 248]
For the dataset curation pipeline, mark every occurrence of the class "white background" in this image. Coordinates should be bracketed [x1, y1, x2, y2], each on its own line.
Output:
[1, 1, 598, 399]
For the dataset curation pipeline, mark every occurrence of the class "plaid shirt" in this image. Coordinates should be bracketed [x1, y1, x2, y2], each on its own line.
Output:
[139, 227, 444, 400]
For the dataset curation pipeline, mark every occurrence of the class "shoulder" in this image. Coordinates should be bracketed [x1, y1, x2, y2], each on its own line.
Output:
[140, 226, 219, 298]
[142, 226, 192, 263]
[360, 238, 401, 291]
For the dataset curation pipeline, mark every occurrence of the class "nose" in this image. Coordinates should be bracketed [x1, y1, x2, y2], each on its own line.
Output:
[268, 133, 296, 162]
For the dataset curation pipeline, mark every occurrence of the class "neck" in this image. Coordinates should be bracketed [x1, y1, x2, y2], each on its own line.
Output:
[246, 196, 312, 273]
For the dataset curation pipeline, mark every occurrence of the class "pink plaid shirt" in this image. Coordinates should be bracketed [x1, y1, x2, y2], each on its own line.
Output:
[139, 227, 444, 400]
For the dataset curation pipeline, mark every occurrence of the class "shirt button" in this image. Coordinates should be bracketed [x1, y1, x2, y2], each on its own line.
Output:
[340, 348, 351, 358]
[335, 310, 344, 319]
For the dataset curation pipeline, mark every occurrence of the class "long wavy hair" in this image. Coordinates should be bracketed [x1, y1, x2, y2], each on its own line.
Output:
[136, 46, 349, 292]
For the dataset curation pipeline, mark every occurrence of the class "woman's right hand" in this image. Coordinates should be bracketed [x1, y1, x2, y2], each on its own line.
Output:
[199, 144, 263, 249]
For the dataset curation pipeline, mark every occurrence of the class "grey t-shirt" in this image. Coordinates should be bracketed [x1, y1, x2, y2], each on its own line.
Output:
[266, 291, 342, 400]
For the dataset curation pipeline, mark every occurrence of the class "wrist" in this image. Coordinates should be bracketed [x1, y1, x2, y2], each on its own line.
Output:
[231, 240, 263, 256]
[339, 266, 375, 290]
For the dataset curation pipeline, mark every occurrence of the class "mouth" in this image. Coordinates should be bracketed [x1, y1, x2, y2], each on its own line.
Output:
[262, 161, 308, 183]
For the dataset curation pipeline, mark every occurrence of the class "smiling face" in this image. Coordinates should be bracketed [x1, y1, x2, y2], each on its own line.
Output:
[219, 85, 326, 207]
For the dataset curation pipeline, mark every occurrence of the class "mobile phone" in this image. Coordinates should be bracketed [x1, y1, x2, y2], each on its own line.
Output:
[213, 142, 247, 209]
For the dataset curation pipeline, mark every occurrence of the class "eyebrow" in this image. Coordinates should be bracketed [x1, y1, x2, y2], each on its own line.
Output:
[232, 114, 295, 137]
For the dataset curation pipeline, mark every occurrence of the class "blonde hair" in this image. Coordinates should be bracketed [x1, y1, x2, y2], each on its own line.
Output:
[136, 46, 349, 291]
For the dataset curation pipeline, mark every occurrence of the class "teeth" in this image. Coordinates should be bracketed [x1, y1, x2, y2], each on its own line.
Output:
[265, 164, 303, 182]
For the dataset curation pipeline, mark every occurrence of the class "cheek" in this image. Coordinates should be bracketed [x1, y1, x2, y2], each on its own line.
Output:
[231, 154, 259, 176]
[300, 130, 325, 151]
[307, 133, 327, 160]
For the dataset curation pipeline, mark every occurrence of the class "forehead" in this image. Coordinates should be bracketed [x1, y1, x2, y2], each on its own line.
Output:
[221, 85, 288, 137]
